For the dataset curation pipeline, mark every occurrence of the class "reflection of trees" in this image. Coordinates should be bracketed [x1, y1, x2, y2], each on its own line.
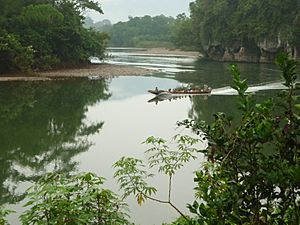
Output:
[188, 95, 238, 124]
[188, 93, 274, 132]
[0, 79, 111, 205]
[172, 60, 279, 127]
[174, 60, 280, 88]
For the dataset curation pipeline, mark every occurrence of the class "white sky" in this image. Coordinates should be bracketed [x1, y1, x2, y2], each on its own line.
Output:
[87, 0, 193, 23]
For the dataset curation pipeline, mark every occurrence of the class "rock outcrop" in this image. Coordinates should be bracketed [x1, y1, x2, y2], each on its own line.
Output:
[202, 38, 297, 63]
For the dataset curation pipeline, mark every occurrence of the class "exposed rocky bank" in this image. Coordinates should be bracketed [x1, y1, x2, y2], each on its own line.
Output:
[203, 38, 299, 63]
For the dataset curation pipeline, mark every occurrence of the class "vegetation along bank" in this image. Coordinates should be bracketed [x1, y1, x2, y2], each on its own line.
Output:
[2, 0, 300, 76]
[0, 0, 107, 74]
[89, 0, 300, 63]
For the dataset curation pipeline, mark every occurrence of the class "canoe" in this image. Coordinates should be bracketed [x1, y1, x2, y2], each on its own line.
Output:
[148, 89, 166, 95]
[148, 87, 212, 95]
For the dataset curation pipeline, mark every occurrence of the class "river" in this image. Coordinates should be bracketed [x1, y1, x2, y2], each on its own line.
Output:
[1, 48, 284, 225]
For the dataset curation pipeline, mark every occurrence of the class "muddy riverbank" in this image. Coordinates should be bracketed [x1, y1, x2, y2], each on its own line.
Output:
[0, 63, 155, 82]
[0, 48, 200, 81]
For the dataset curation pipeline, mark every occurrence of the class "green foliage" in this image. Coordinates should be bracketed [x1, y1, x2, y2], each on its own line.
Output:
[81, 28, 109, 60]
[0, 207, 14, 225]
[230, 64, 255, 112]
[107, 15, 176, 47]
[275, 53, 298, 88]
[73, 0, 103, 14]
[114, 134, 199, 218]
[144, 135, 199, 176]
[114, 157, 157, 205]
[0, 29, 34, 73]
[172, 13, 198, 50]
[179, 53, 300, 224]
[188, 0, 300, 59]
[14, 4, 64, 69]
[17, 4, 64, 29]
[20, 172, 130, 225]
[162, 216, 192, 225]
[0, 0, 108, 73]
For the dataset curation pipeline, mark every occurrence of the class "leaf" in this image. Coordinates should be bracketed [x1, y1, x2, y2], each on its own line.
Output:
[137, 193, 144, 206]
[84, 173, 93, 181]
[295, 104, 300, 111]
[23, 200, 35, 207]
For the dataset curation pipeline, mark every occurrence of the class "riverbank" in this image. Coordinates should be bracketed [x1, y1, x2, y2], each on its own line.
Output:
[110, 47, 201, 58]
[0, 48, 201, 81]
[0, 63, 155, 82]
[38, 63, 154, 78]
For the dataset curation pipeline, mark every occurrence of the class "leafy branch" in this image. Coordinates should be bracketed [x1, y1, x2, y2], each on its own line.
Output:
[0, 208, 15, 225]
[20, 172, 130, 225]
[114, 134, 200, 221]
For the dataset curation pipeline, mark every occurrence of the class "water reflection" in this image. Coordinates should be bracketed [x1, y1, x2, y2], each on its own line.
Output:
[174, 59, 281, 88]
[0, 79, 110, 205]
[148, 94, 209, 105]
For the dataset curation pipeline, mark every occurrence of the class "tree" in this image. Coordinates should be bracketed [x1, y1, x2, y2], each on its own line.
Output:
[108, 15, 176, 47]
[14, 4, 64, 69]
[0, 0, 108, 73]
[188, 0, 300, 61]
[114, 135, 199, 220]
[0, 29, 34, 73]
[172, 13, 198, 50]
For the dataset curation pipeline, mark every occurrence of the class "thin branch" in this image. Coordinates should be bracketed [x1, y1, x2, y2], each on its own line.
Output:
[169, 201, 189, 221]
[146, 196, 169, 204]
[168, 175, 172, 202]
[146, 196, 189, 221]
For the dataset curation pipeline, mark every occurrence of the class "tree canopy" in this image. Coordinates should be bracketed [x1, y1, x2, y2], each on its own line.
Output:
[88, 15, 176, 48]
[185, 0, 300, 61]
[0, 0, 108, 74]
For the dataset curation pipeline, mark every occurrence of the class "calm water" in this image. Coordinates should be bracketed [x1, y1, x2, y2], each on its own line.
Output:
[1, 49, 283, 224]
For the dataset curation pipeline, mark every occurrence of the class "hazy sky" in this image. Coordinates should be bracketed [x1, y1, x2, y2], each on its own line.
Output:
[88, 0, 193, 23]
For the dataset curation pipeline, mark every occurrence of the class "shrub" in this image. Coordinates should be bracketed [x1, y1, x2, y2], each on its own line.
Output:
[20, 172, 131, 225]
[0, 207, 14, 225]
[180, 53, 300, 224]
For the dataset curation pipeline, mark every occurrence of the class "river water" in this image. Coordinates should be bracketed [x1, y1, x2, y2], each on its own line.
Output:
[1, 48, 284, 224]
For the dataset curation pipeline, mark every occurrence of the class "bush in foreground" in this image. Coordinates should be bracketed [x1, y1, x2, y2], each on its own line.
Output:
[20, 172, 130, 225]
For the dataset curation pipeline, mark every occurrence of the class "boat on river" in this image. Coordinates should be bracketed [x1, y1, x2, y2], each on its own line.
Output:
[148, 85, 212, 96]
[148, 90, 210, 104]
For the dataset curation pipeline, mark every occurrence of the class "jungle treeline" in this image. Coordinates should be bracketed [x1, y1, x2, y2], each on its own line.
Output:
[0, 0, 108, 74]
[91, 0, 300, 62]
[188, 0, 300, 62]
[87, 14, 196, 50]
[1, 0, 300, 74]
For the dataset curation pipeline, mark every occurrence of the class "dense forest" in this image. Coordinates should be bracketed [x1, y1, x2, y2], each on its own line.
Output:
[0, 0, 108, 74]
[188, 0, 300, 62]
[109, 15, 175, 48]
[85, 14, 197, 50]
[2, 0, 300, 74]
[86, 0, 300, 62]
[86, 15, 178, 48]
